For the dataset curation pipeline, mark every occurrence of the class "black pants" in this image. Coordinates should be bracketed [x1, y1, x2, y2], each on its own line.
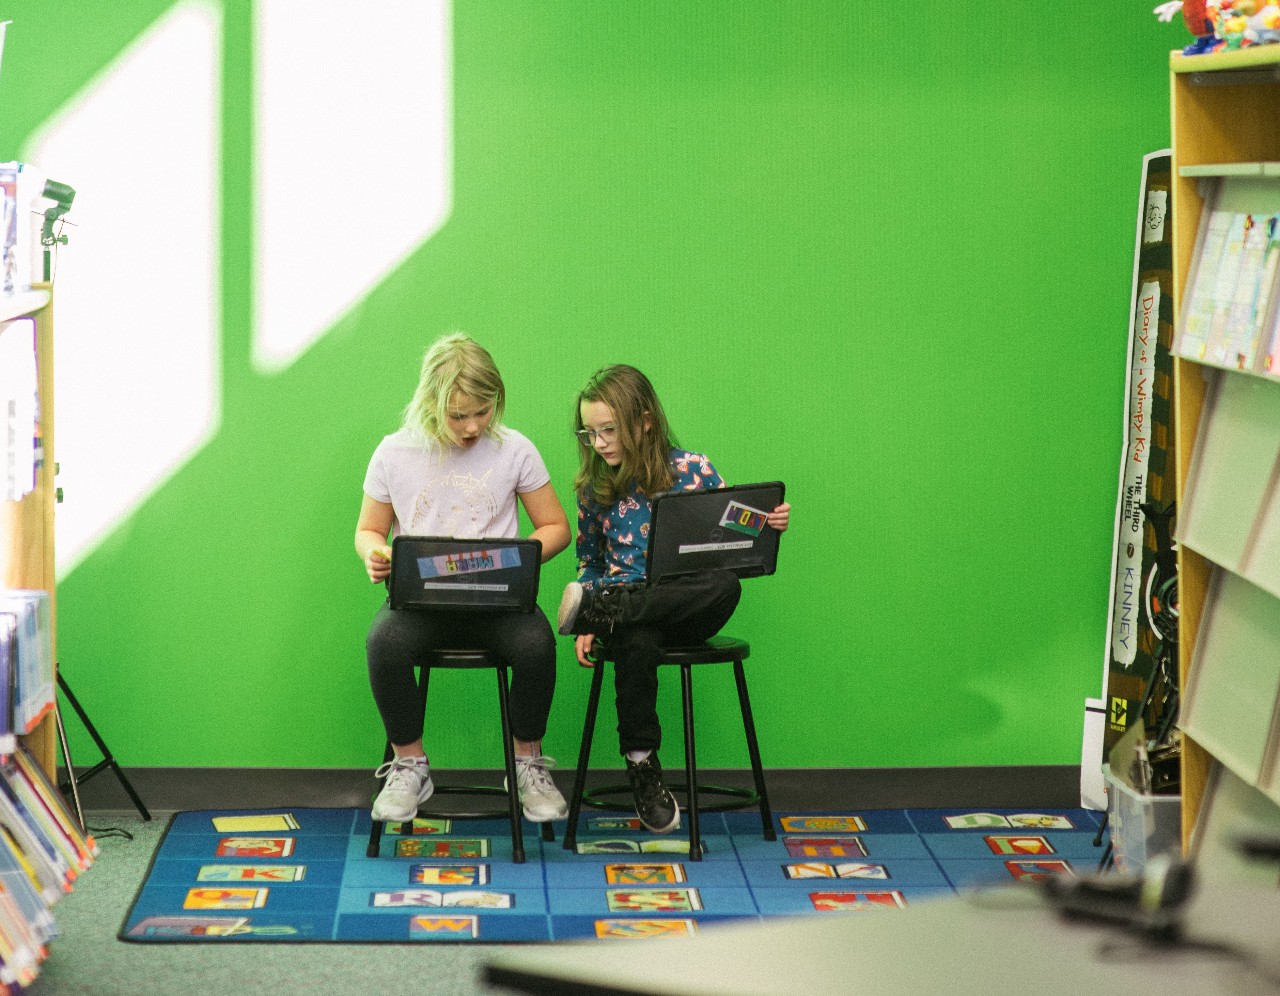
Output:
[603, 569, 741, 755]
[366, 602, 557, 748]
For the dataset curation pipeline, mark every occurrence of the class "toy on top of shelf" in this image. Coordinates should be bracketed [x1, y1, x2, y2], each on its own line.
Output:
[1210, 1, 1276, 46]
[1157, 1, 1280, 52]
[1155, 1, 1220, 54]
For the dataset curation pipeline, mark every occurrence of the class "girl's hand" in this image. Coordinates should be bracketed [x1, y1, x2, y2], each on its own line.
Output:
[366, 545, 393, 583]
[768, 502, 791, 533]
[575, 633, 596, 667]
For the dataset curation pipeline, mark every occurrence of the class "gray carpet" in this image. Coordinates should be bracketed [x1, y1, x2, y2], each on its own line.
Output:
[29, 813, 513, 996]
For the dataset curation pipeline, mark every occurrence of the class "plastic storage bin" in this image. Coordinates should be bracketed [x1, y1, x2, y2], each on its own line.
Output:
[1103, 764, 1182, 874]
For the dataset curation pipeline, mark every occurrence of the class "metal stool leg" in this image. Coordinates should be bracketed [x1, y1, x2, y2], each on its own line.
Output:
[680, 663, 702, 861]
[563, 662, 606, 851]
[496, 666, 526, 864]
[368, 664, 431, 855]
[733, 660, 775, 841]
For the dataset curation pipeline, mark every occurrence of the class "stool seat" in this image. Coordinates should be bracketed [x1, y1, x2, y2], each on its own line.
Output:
[366, 647, 554, 862]
[422, 648, 498, 667]
[647, 636, 749, 665]
[562, 633, 774, 861]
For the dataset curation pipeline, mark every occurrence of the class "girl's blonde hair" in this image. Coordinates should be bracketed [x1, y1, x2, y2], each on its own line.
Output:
[573, 364, 677, 504]
[402, 334, 506, 445]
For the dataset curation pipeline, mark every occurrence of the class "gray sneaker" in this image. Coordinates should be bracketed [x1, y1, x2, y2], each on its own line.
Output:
[556, 582, 586, 635]
[371, 756, 434, 822]
[557, 581, 637, 636]
[508, 754, 569, 822]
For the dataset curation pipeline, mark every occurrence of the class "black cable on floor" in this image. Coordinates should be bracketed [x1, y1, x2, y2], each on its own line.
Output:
[85, 825, 134, 841]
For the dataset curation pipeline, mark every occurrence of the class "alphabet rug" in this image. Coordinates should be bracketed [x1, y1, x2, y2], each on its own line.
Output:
[120, 805, 1105, 942]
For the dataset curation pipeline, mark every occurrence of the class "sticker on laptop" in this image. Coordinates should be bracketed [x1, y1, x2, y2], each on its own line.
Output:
[417, 546, 521, 580]
[718, 500, 770, 537]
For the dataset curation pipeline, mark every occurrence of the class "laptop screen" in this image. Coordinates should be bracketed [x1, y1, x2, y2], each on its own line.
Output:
[646, 482, 784, 584]
[387, 536, 542, 612]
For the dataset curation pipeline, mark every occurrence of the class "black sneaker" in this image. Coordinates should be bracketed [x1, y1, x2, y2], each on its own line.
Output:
[625, 754, 680, 834]
[557, 582, 637, 636]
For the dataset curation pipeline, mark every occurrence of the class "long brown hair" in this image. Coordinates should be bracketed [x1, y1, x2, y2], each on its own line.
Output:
[574, 365, 677, 504]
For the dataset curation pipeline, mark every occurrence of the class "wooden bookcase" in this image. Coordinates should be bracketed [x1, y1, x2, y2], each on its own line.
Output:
[1170, 48, 1280, 848]
[0, 284, 58, 780]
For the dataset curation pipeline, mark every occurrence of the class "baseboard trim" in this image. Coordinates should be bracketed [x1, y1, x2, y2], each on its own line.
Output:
[61, 764, 1088, 815]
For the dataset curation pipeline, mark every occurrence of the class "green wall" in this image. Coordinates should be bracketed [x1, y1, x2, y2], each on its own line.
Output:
[2, 3, 1180, 770]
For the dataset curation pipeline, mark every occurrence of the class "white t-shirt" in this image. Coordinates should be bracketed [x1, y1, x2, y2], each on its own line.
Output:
[362, 427, 550, 538]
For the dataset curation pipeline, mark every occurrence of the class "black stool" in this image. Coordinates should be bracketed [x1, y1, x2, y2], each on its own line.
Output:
[561, 635, 775, 861]
[366, 648, 555, 863]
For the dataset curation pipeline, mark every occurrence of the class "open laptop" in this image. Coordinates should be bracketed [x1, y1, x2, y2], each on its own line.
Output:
[646, 481, 784, 584]
[387, 536, 542, 612]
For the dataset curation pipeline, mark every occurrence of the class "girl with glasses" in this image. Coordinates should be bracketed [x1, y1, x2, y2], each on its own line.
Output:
[557, 364, 790, 833]
[356, 333, 572, 826]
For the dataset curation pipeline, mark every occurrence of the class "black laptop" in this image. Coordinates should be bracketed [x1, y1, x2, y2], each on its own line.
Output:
[646, 482, 784, 584]
[387, 536, 542, 612]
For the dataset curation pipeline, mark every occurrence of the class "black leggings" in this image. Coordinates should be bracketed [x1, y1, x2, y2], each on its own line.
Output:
[603, 569, 741, 755]
[366, 602, 557, 748]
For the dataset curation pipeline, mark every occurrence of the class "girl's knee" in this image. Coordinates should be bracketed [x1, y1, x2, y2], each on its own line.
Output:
[709, 569, 742, 607]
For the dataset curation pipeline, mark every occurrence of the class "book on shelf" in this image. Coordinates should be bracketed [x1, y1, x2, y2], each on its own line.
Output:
[1177, 197, 1234, 361]
[1, 161, 45, 299]
[0, 592, 54, 736]
[0, 317, 40, 503]
[1219, 214, 1280, 369]
[0, 745, 97, 989]
[1202, 211, 1250, 365]
[1243, 218, 1280, 371]
[0, 164, 21, 299]
[1175, 174, 1280, 377]
[1264, 293, 1280, 376]
[0, 614, 15, 756]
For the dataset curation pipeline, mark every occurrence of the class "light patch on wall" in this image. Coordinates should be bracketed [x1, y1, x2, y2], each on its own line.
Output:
[252, 0, 453, 373]
[23, 1, 222, 576]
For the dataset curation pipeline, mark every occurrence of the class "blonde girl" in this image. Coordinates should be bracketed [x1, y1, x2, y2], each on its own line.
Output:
[356, 333, 571, 824]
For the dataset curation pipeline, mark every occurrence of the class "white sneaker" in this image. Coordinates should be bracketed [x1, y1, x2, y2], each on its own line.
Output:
[509, 754, 569, 822]
[371, 756, 434, 822]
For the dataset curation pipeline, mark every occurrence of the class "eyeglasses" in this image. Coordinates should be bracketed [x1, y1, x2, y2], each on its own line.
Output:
[575, 425, 617, 445]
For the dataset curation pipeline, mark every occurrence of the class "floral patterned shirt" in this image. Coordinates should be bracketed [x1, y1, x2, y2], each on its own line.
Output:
[575, 449, 724, 589]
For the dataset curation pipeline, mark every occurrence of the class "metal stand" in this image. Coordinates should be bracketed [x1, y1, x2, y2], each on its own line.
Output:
[56, 670, 151, 831]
